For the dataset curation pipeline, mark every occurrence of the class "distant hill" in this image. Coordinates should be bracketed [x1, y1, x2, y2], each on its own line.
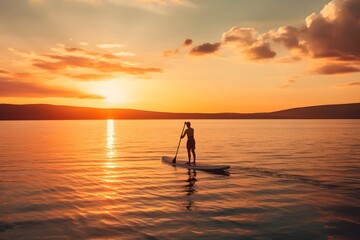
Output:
[0, 103, 359, 120]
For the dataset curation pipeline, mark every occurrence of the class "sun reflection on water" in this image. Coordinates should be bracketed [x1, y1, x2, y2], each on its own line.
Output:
[103, 119, 118, 184]
[106, 119, 116, 160]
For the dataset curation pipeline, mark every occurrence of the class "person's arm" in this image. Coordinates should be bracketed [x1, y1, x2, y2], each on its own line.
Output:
[181, 129, 188, 139]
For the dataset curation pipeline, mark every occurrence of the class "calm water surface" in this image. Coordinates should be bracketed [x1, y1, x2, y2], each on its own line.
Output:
[1, 120, 359, 239]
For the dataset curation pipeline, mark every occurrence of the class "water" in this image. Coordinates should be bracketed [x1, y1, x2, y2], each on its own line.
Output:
[0, 120, 359, 240]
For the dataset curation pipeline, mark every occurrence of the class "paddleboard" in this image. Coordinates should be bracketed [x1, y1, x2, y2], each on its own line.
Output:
[161, 156, 230, 171]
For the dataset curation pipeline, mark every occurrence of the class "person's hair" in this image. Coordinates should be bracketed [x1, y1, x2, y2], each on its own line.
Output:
[186, 122, 191, 127]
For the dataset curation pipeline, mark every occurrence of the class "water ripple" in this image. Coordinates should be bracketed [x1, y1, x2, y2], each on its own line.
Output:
[1, 120, 359, 239]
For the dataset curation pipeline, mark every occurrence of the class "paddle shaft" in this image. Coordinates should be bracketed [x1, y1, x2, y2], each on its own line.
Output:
[173, 122, 186, 163]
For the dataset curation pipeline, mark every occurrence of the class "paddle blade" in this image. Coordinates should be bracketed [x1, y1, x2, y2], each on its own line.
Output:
[172, 157, 176, 164]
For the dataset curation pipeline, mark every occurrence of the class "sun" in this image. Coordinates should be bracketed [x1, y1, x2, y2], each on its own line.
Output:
[89, 79, 130, 104]
[103, 88, 127, 103]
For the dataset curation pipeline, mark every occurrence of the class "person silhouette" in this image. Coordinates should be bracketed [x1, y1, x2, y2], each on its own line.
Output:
[181, 121, 196, 165]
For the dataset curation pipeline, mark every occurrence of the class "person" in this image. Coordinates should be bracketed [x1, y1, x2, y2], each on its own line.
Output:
[181, 121, 196, 164]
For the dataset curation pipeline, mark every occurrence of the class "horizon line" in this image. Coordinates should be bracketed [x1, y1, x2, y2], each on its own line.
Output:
[1, 102, 360, 115]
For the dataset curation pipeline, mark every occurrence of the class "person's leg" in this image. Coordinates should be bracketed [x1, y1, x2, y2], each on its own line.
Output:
[192, 149, 196, 164]
[187, 148, 191, 163]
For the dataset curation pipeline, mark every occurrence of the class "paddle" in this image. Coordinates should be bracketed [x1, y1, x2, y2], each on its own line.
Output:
[172, 122, 186, 164]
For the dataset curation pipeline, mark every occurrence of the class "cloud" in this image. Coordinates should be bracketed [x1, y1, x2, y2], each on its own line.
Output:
[33, 55, 91, 72]
[61, 47, 122, 60]
[246, 41, 276, 60]
[114, 52, 136, 57]
[34, 53, 161, 75]
[189, 42, 221, 56]
[261, 0, 360, 63]
[163, 49, 179, 57]
[221, 27, 276, 60]
[96, 43, 124, 49]
[0, 69, 10, 74]
[9, 44, 162, 77]
[178, 0, 360, 73]
[163, 38, 193, 57]
[276, 56, 302, 63]
[3, 43, 162, 100]
[33, 55, 161, 75]
[266, 0, 360, 64]
[0, 76, 103, 99]
[183, 38, 193, 46]
[69, 73, 113, 81]
[222, 27, 257, 47]
[279, 79, 296, 89]
[188, 34, 276, 59]
[335, 82, 360, 87]
[188, 26, 277, 60]
[264, 26, 308, 55]
[312, 63, 360, 75]
[304, 0, 360, 60]
[95, 61, 162, 74]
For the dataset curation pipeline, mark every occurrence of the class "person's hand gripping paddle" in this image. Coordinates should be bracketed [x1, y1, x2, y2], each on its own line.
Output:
[172, 122, 186, 164]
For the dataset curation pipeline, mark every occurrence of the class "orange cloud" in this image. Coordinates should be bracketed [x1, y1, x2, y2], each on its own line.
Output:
[33, 55, 91, 72]
[114, 52, 136, 57]
[9, 44, 162, 77]
[163, 49, 179, 57]
[3, 43, 162, 100]
[0, 76, 103, 99]
[336, 82, 360, 87]
[0, 69, 10, 74]
[279, 79, 296, 89]
[95, 61, 161, 74]
[276, 56, 302, 63]
[69, 73, 113, 81]
[0, 70, 45, 82]
[312, 63, 360, 75]
[96, 43, 124, 49]
[62, 47, 127, 60]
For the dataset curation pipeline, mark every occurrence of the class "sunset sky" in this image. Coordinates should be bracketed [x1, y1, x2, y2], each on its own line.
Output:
[1, 0, 359, 112]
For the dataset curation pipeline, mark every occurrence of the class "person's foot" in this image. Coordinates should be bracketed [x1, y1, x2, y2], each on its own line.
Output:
[192, 162, 196, 165]
[186, 162, 191, 165]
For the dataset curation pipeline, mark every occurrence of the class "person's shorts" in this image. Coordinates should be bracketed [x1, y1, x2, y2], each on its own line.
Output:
[187, 138, 196, 149]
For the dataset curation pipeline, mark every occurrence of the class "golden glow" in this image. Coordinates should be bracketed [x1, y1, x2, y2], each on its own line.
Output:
[106, 119, 116, 160]
[91, 79, 130, 104]
[103, 119, 118, 184]
[104, 89, 127, 104]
